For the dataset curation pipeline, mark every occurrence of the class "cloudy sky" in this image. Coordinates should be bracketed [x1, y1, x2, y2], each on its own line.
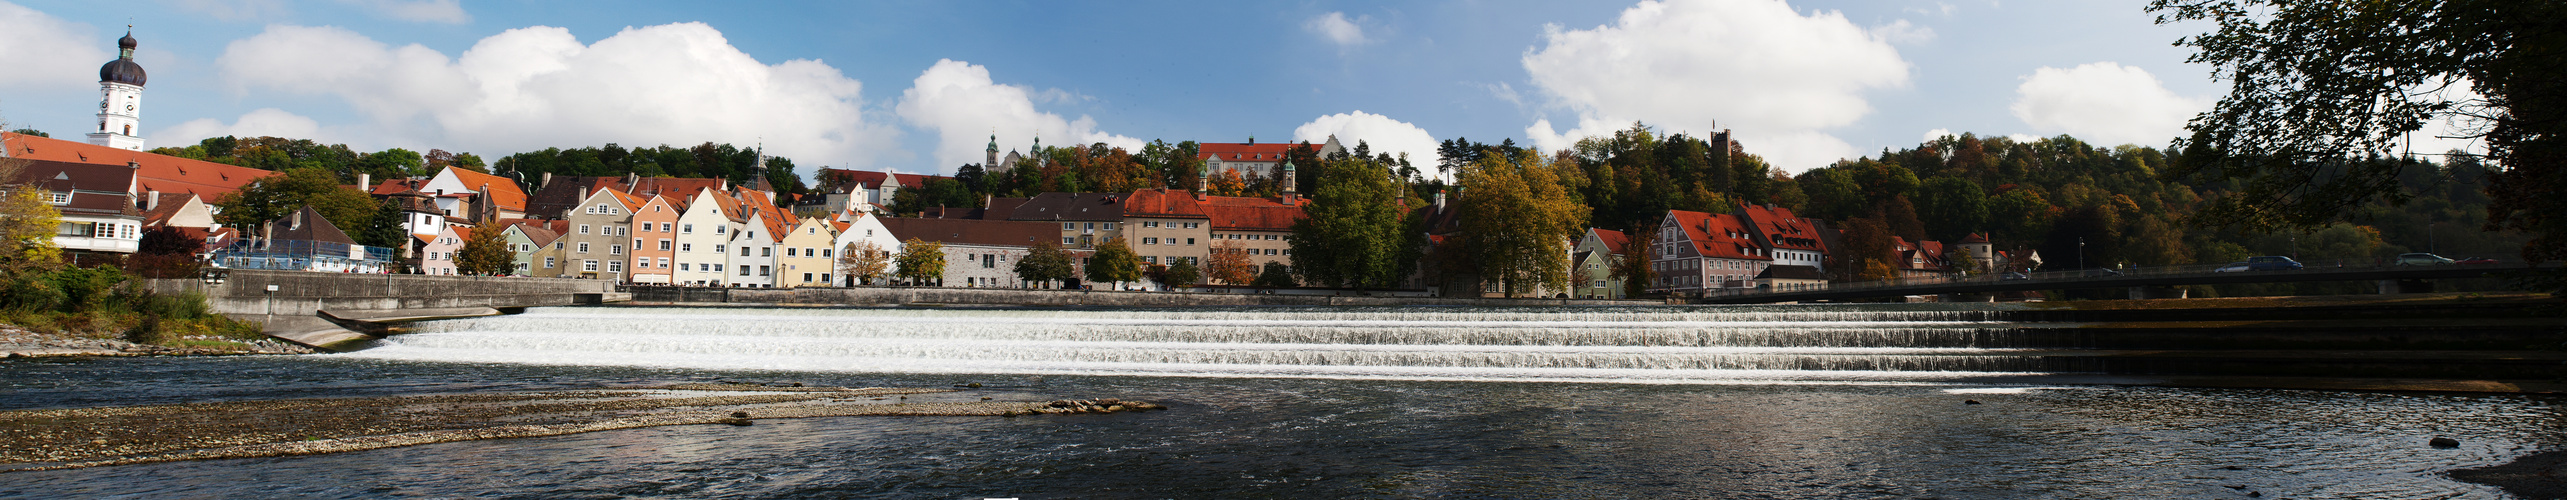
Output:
[2, 0, 2256, 177]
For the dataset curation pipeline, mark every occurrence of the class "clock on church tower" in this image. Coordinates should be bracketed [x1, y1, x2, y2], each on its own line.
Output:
[87, 28, 149, 152]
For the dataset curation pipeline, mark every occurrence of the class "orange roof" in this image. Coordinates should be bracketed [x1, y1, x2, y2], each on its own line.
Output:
[1122, 188, 1210, 219]
[1735, 204, 1825, 253]
[1589, 228, 1628, 255]
[1204, 195, 1304, 232]
[443, 167, 527, 213]
[1667, 210, 1770, 261]
[1, 132, 273, 198]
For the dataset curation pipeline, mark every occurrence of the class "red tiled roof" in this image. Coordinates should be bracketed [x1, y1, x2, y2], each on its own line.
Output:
[1667, 210, 1769, 261]
[879, 217, 1057, 248]
[1735, 203, 1825, 253]
[1205, 195, 1304, 232]
[1590, 228, 1628, 255]
[818, 168, 947, 190]
[443, 167, 527, 212]
[1121, 189, 1209, 219]
[1, 132, 273, 198]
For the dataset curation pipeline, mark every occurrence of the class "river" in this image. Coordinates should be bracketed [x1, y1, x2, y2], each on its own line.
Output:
[1, 305, 2557, 498]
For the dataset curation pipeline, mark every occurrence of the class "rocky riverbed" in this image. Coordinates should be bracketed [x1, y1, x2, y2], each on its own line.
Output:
[0, 325, 312, 357]
[0, 383, 1164, 472]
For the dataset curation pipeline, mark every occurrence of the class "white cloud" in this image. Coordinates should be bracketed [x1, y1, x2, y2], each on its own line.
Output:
[1868, 19, 1934, 44]
[0, 1, 109, 90]
[1305, 12, 1368, 48]
[159, 108, 325, 144]
[343, 0, 470, 24]
[1521, 0, 1912, 172]
[1922, 128, 1953, 143]
[895, 59, 1141, 172]
[211, 22, 900, 167]
[1293, 110, 1440, 167]
[2009, 62, 2204, 148]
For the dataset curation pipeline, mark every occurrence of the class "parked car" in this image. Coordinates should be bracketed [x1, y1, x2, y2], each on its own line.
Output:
[2245, 256, 2304, 271]
[2213, 262, 2251, 273]
[2000, 272, 2030, 281]
[2454, 257, 2501, 265]
[2394, 253, 2456, 266]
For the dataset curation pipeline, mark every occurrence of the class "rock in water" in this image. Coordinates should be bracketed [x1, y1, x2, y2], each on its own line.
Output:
[1964, 400, 1982, 405]
[730, 411, 749, 418]
[2431, 437, 2461, 448]
[721, 418, 753, 426]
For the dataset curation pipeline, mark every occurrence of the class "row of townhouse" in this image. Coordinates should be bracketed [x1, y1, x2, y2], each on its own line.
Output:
[1565, 203, 2029, 299]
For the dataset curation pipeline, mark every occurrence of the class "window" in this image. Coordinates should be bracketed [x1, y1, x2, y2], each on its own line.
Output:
[1185, 222, 1199, 229]
[714, 245, 725, 253]
[983, 254, 996, 268]
[712, 264, 723, 272]
[759, 265, 770, 276]
[1062, 223, 1075, 230]
[610, 244, 623, 255]
[659, 240, 672, 251]
[634, 238, 642, 249]
[683, 223, 695, 234]
[1144, 222, 1159, 228]
[680, 243, 694, 252]
[1186, 238, 1196, 245]
[617, 227, 628, 236]
[577, 242, 591, 253]
[1063, 237, 1075, 244]
[821, 273, 831, 283]
[715, 226, 726, 235]
[579, 224, 592, 234]
[544, 257, 555, 268]
[785, 248, 797, 257]
[739, 266, 751, 276]
[1144, 237, 1159, 245]
[582, 260, 598, 272]
[1103, 223, 1116, 230]
[47, 192, 68, 204]
[802, 272, 813, 282]
[822, 249, 832, 258]
[740, 246, 751, 256]
[1144, 256, 1158, 264]
[680, 263, 691, 271]
[608, 261, 623, 273]
[761, 247, 771, 257]
[658, 257, 669, 268]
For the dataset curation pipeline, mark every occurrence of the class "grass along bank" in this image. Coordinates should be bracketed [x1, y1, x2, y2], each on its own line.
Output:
[0, 266, 301, 357]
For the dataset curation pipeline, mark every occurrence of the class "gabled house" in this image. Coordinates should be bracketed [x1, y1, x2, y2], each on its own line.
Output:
[139, 191, 216, 230]
[671, 188, 739, 285]
[1651, 210, 1773, 295]
[724, 205, 786, 288]
[10, 159, 145, 262]
[559, 186, 642, 280]
[880, 217, 1061, 288]
[417, 166, 528, 221]
[1893, 237, 1955, 279]
[501, 220, 564, 276]
[777, 216, 838, 288]
[212, 205, 391, 273]
[626, 195, 680, 284]
[417, 225, 466, 276]
[830, 209, 902, 286]
[1573, 228, 1629, 299]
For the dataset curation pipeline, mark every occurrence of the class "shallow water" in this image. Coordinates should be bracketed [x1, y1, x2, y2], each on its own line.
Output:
[0, 305, 2556, 498]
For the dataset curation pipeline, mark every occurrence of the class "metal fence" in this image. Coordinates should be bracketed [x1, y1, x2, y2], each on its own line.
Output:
[210, 239, 396, 273]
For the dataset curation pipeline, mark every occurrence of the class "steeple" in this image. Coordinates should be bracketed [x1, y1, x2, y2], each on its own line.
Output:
[89, 26, 148, 151]
[985, 132, 999, 169]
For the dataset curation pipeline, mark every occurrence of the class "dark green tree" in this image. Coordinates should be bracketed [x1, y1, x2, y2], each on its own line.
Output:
[1916, 176, 1991, 241]
[1013, 240, 1075, 288]
[1085, 237, 1144, 289]
[1252, 261, 1297, 288]
[1289, 157, 1420, 289]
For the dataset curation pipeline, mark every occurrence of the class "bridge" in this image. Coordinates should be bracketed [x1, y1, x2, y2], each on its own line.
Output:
[1698, 259, 2561, 304]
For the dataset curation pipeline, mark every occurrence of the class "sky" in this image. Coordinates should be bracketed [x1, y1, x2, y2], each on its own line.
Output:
[0, 0, 2437, 180]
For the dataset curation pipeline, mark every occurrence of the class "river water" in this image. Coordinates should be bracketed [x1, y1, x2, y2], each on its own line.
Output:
[2, 305, 2558, 498]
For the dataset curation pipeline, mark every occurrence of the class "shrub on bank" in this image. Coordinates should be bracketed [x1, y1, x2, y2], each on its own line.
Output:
[0, 265, 262, 350]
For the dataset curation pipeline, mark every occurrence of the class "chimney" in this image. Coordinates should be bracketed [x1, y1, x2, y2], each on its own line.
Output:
[1434, 190, 1446, 212]
[358, 173, 371, 190]
[540, 172, 554, 188]
[144, 189, 158, 210]
[127, 160, 140, 169]
[624, 173, 638, 189]
[291, 209, 304, 230]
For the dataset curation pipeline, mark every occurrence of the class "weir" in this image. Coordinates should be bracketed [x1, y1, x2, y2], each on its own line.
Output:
[146, 270, 627, 351]
[343, 302, 2565, 391]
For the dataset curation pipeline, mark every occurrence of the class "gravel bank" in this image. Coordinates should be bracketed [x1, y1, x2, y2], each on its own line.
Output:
[0, 325, 310, 357]
[0, 384, 1163, 472]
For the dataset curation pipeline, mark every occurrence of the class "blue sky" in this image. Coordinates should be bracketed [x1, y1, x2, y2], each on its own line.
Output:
[1, 0, 2259, 177]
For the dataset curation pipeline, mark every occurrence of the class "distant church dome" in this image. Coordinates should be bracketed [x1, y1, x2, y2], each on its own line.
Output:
[100, 32, 146, 86]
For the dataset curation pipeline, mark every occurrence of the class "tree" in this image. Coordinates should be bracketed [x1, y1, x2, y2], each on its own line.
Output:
[1916, 176, 1990, 242]
[1205, 241, 1256, 285]
[0, 185, 63, 276]
[455, 222, 515, 276]
[129, 226, 204, 279]
[1085, 237, 1144, 289]
[1013, 240, 1075, 288]
[1834, 217, 1899, 282]
[1253, 261, 1297, 288]
[892, 238, 945, 285]
[212, 167, 373, 232]
[838, 240, 890, 286]
[2149, 0, 2567, 271]
[1610, 224, 1657, 297]
[1163, 257, 1203, 287]
[1290, 157, 1420, 289]
[356, 198, 410, 249]
[1451, 150, 1590, 297]
[1878, 195, 1927, 244]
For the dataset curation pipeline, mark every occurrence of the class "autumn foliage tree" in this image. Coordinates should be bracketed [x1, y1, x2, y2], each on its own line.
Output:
[1205, 240, 1256, 285]
[454, 222, 516, 275]
[1451, 150, 1590, 297]
[838, 240, 890, 286]
[893, 238, 945, 285]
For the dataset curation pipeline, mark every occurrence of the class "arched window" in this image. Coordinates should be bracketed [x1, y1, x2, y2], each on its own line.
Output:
[123, 124, 131, 135]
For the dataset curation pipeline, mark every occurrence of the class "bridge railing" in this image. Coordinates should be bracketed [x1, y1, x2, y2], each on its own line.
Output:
[1699, 256, 2541, 299]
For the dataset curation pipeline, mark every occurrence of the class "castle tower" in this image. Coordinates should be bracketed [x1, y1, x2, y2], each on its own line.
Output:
[88, 29, 148, 151]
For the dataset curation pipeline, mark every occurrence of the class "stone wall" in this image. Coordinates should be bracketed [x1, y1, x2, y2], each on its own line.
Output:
[147, 270, 621, 317]
[649, 286, 1665, 308]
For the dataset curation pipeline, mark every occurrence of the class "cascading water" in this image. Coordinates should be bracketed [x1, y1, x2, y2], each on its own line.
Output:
[344, 305, 2061, 383]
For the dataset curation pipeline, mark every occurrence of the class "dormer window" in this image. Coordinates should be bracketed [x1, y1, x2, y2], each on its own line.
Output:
[47, 192, 68, 205]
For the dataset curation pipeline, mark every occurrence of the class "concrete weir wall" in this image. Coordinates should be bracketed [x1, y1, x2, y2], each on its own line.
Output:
[145, 270, 622, 350]
[147, 270, 621, 316]
[679, 287, 1666, 308]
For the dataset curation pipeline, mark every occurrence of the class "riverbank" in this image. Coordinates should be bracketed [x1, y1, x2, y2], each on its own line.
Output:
[0, 324, 310, 358]
[2450, 448, 2567, 498]
[0, 382, 1161, 472]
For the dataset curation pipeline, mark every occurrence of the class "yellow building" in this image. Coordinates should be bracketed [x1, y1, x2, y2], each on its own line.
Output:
[777, 216, 840, 288]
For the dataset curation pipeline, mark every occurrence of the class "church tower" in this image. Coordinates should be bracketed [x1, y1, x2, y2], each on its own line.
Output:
[89, 29, 148, 151]
[985, 134, 999, 168]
